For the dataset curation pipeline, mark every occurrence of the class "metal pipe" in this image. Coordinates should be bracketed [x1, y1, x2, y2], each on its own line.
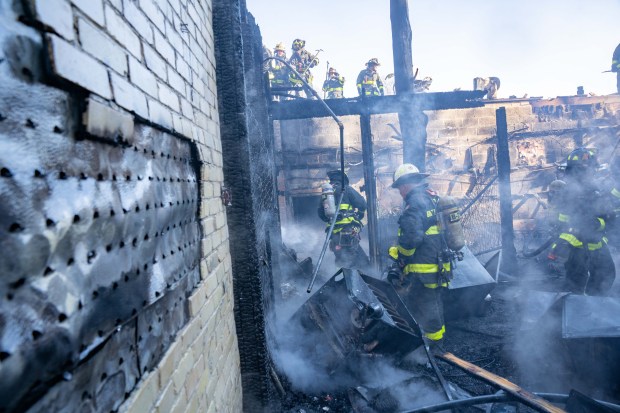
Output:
[399, 392, 620, 413]
[263, 57, 343, 129]
[263, 57, 347, 293]
[307, 191, 345, 293]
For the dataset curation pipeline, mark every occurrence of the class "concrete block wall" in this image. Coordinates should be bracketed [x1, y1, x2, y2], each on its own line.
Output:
[3, 0, 242, 411]
[277, 97, 620, 221]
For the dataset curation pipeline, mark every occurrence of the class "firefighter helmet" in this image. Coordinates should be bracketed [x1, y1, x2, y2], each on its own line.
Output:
[366, 58, 380, 67]
[391, 163, 429, 188]
[292, 39, 305, 51]
[547, 180, 566, 202]
[566, 147, 597, 173]
[548, 179, 567, 193]
[327, 169, 349, 186]
[274, 42, 286, 52]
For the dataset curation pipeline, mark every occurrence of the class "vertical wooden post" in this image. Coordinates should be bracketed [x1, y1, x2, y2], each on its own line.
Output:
[360, 111, 379, 269]
[390, 0, 427, 169]
[496, 107, 517, 274]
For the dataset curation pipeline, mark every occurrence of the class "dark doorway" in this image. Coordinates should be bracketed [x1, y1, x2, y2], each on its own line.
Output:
[292, 195, 321, 225]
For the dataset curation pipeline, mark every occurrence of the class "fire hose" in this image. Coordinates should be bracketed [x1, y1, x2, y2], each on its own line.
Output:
[521, 235, 555, 258]
[400, 391, 620, 413]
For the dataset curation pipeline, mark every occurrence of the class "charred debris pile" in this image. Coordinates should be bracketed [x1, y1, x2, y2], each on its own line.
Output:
[264, 83, 620, 412]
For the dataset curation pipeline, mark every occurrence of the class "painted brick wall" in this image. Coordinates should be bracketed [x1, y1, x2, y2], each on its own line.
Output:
[1, 0, 242, 411]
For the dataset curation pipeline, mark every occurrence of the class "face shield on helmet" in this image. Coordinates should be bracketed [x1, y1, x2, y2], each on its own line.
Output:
[292, 39, 305, 51]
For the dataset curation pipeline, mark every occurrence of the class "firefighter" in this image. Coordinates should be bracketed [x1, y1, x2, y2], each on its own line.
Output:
[598, 156, 620, 248]
[388, 164, 449, 349]
[554, 148, 616, 295]
[546, 180, 570, 275]
[288, 38, 319, 96]
[322, 67, 345, 99]
[317, 170, 370, 269]
[269, 42, 290, 98]
[612, 43, 620, 94]
[356, 58, 384, 97]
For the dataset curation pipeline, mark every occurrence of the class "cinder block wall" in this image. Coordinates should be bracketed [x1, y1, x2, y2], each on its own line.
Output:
[0, 0, 241, 412]
[278, 98, 620, 199]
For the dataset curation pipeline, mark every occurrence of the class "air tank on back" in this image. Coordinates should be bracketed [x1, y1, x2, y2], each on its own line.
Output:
[438, 196, 465, 252]
[321, 182, 336, 219]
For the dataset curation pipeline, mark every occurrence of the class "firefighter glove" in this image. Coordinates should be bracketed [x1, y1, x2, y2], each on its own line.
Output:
[386, 264, 402, 285]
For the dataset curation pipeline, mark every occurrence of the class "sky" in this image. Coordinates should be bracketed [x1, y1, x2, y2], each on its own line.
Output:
[246, 0, 620, 99]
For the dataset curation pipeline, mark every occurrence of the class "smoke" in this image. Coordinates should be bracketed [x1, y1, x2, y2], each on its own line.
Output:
[508, 134, 620, 400]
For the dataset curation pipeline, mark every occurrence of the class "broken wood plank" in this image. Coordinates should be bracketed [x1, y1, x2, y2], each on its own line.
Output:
[437, 352, 567, 413]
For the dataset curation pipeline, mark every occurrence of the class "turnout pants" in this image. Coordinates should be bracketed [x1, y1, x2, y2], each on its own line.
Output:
[565, 244, 616, 295]
[395, 277, 446, 342]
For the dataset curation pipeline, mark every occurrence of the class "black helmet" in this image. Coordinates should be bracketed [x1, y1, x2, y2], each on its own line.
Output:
[327, 169, 349, 185]
[565, 147, 597, 173]
[292, 39, 305, 51]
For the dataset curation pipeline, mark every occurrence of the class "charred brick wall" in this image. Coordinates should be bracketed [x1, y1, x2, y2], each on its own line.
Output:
[0, 0, 241, 412]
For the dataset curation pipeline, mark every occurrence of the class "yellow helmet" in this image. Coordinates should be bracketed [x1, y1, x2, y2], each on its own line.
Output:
[392, 163, 429, 188]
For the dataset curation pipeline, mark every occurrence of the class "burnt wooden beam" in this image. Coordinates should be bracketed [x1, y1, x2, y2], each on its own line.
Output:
[496, 107, 518, 274]
[360, 111, 379, 268]
[390, 0, 425, 168]
[390, 0, 415, 95]
[437, 352, 567, 413]
[269, 91, 485, 121]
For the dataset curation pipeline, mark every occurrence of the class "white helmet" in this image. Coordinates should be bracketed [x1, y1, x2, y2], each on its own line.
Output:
[392, 163, 429, 188]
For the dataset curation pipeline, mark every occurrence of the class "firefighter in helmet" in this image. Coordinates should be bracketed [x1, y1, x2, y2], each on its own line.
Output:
[597, 155, 620, 249]
[322, 67, 345, 99]
[356, 58, 384, 97]
[388, 164, 449, 349]
[545, 179, 570, 275]
[317, 170, 370, 269]
[553, 148, 616, 295]
[288, 38, 319, 96]
[611, 42, 620, 94]
[269, 42, 290, 94]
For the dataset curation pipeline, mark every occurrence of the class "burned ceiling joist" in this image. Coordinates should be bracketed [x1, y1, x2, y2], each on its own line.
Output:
[269, 90, 486, 121]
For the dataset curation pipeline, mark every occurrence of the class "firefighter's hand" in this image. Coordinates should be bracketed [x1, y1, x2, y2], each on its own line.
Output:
[386, 264, 402, 285]
[547, 261, 564, 275]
